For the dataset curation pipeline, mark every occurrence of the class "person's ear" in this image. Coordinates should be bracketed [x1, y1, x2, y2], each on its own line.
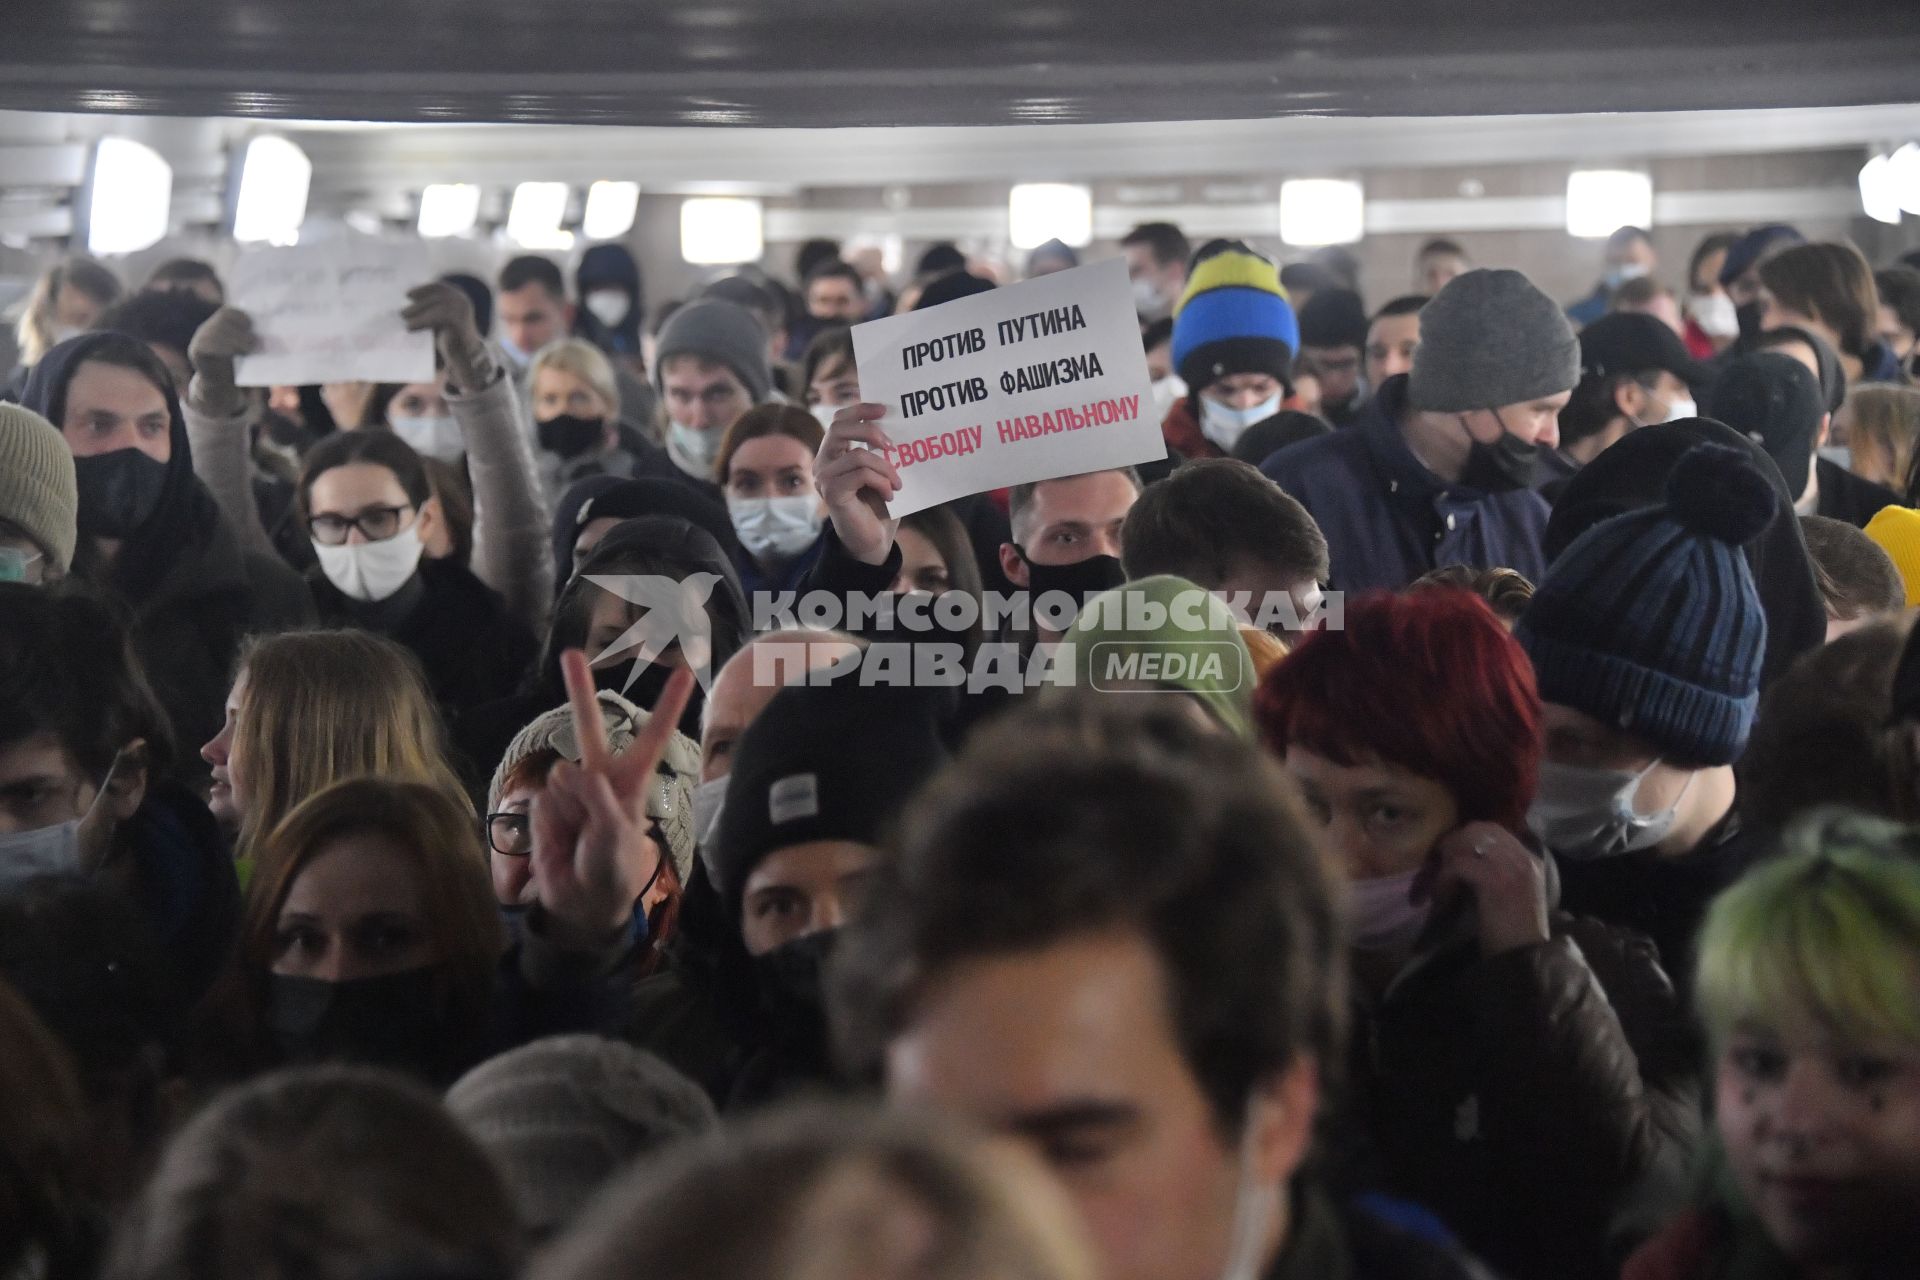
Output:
[1612, 379, 1646, 423]
[104, 738, 150, 824]
[415, 494, 444, 550]
[1816, 412, 1832, 449]
[1246, 1058, 1319, 1187]
[1000, 542, 1030, 589]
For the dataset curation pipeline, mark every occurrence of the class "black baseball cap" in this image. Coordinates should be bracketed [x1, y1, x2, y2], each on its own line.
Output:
[1577, 312, 1710, 394]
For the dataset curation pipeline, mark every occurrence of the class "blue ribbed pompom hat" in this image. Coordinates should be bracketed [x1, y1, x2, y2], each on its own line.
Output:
[1515, 442, 1774, 766]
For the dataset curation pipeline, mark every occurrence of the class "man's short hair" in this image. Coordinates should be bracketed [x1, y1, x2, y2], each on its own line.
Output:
[1120, 459, 1328, 588]
[144, 257, 223, 300]
[829, 694, 1345, 1131]
[1280, 262, 1339, 298]
[1610, 276, 1670, 311]
[804, 260, 864, 291]
[1417, 238, 1466, 261]
[98, 291, 219, 368]
[1120, 222, 1191, 270]
[1876, 267, 1920, 339]
[1372, 294, 1429, 321]
[1297, 289, 1369, 352]
[1007, 468, 1141, 545]
[795, 238, 842, 282]
[499, 255, 567, 300]
[1607, 225, 1653, 252]
[1801, 514, 1905, 621]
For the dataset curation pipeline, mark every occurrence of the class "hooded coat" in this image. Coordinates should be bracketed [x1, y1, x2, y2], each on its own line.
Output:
[20, 334, 313, 783]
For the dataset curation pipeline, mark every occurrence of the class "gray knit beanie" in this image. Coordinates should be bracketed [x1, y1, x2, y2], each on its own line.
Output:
[0, 404, 77, 572]
[1408, 268, 1580, 413]
[445, 1035, 716, 1238]
[653, 299, 773, 404]
[488, 689, 702, 887]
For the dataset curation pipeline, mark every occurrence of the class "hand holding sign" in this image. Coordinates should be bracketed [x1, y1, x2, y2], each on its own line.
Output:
[528, 649, 694, 950]
[849, 258, 1160, 517]
[229, 239, 435, 388]
[814, 403, 903, 567]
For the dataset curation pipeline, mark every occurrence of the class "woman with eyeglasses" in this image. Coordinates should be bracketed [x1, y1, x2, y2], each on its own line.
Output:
[484, 685, 700, 977]
[297, 428, 539, 729]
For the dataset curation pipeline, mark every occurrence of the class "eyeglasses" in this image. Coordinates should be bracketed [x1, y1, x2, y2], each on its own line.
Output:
[309, 505, 413, 547]
[485, 812, 531, 858]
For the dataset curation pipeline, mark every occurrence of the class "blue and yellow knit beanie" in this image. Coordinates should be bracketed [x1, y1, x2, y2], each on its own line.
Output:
[1170, 242, 1299, 394]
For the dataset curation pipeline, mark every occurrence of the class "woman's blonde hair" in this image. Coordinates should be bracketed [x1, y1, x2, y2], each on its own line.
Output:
[530, 338, 621, 420]
[15, 256, 122, 367]
[230, 630, 468, 856]
[1845, 383, 1920, 501]
[536, 1103, 1093, 1280]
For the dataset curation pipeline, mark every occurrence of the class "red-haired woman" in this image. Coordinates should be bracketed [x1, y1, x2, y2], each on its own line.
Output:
[1255, 588, 1698, 1280]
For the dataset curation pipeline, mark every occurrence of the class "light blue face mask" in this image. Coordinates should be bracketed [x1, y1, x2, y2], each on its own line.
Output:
[1199, 394, 1281, 451]
[1817, 445, 1852, 471]
[0, 546, 43, 583]
[669, 420, 724, 475]
[0, 753, 122, 892]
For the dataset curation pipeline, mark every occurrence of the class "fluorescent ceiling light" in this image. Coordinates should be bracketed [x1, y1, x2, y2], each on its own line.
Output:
[1860, 154, 1903, 225]
[86, 137, 172, 256]
[1279, 178, 1365, 246]
[1008, 183, 1092, 250]
[232, 135, 311, 246]
[507, 181, 574, 250]
[1565, 169, 1653, 239]
[582, 181, 641, 241]
[681, 197, 764, 265]
[1890, 143, 1920, 217]
[418, 183, 481, 238]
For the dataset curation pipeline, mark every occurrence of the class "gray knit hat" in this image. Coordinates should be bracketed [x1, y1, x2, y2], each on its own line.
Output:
[445, 1035, 716, 1238]
[1408, 268, 1580, 413]
[488, 689, 702, 886]
[653, 299, 773, 404]
[0, 404, 77, 572]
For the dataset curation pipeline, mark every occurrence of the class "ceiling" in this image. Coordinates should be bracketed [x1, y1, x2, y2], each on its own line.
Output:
[5, 0, 1920, 128]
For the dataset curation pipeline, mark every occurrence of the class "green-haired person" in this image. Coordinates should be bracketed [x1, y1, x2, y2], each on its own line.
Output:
[1627, 809, 1920, 1280]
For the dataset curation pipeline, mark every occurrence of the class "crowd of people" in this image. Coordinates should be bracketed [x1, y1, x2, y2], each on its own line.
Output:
[5, 213, 1920, 1280]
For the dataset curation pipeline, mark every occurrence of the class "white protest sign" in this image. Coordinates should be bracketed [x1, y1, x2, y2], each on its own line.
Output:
[230, 239, 435, 388]
[851, 257, 1158, 518]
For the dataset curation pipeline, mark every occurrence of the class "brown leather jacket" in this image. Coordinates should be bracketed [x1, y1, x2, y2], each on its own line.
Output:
[1345, 910, 1704, 1280]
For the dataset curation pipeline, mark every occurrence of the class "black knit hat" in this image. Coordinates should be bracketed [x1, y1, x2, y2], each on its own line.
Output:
[1298, 288, 1370, 352]
[1705, 353, 1827, 495]
[710, 680, 947, 916]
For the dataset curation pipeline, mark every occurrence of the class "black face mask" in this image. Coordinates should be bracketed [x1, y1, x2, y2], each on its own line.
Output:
[75, 448, 169, 538]
[1457, 414, 1538, 493]
[751, 928, 838, 1049]
[538, 413, 607, 460]
[1736, 300, 1766, 342]
[1018, 550, 1126, 606]
[268, 967, 456, 1078]
[595, 658, 707, 740]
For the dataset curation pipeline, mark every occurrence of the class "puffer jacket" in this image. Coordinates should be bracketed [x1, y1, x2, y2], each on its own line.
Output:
[1343, 900, 1702, 1280]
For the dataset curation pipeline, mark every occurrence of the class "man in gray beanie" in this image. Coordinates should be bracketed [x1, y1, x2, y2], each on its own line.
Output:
[1264, 267, 1579, 590]
[654, 299, 774, 485]
[0, 403, 77, 584]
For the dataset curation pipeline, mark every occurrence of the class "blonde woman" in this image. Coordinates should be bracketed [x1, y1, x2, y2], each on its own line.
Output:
[198, 629, 469, 865]
[531, 337, 652, 501]
[12, 255, 121, 373]
[1839, 383, 1920, 503]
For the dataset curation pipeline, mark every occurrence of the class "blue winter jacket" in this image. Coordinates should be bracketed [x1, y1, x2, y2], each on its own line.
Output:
[1260, 376, 1550, 591]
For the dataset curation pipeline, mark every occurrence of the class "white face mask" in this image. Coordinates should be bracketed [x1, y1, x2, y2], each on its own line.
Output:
[1132, 276, 1170, 319]
[730, 495, 824, 562]
[1661, 395, 1697, 425]
[50, 323, 87, 347]
[584, 290, 631, 329]
[809, 402, 844, 431]
[496, 331, 531, 370]
[390, 414, 466, 463]
[693, 774, 727, 851]
[1818, 444, 1852, 471]
[0, 754, 121, 892]
[1150, 373, 1188, 425]
[1215, 1091, 1283, 1280]
[668, 420, 723, 477]
[1529, 758, 1693, 860]
[1199, 393, 1281, 451]
[313, 524, 426, 603]
[1348, 867, 1432, 952]
[1691, 290, 1740, 340]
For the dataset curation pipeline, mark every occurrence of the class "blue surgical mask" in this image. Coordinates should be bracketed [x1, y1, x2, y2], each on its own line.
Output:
[1603, 262, 1651, 290]
[0, 546, 43, 583]
[668, 420, 723, 477]
[1199, 394, 1280, 451]
[0, 753, 122, 892]
[1818, 445, 1852, 471]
